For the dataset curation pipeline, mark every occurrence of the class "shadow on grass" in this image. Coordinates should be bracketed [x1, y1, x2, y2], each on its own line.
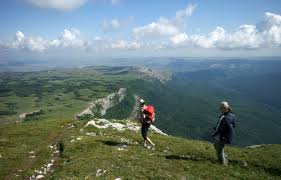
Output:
[102, 140, 122, 146]
[164, 154, 217, 164]
[229, 159, 281, 176]
[165, 155, 195, 161]
[99, 140, 129, 147]
[165, 154, 281, 176]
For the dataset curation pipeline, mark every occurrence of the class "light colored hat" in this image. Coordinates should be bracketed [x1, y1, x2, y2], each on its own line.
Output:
[220, 101, 230, 109]
[139, 99, 145, 104]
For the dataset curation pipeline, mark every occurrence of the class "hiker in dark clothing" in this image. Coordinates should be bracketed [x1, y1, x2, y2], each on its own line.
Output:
[139, 99, 155, 147]
[211, 101, 236, 165]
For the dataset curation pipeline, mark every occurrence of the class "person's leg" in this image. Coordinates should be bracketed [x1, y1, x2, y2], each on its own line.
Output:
[141, 123, 149, 146]
[214, 140, 224, 164]
[146, 137, 155, 146]
[221, 146, 228, 165]
[145, 122, 155, 146]
[143, 140, 147, 147]
[218, 141, 227, 165]
[214, 140, 220, 163]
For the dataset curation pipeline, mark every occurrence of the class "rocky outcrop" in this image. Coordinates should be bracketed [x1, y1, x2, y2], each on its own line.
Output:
[135, 67, 172, 83]
[76, 87, 167, 136]
[82, 118, 167, 136]
[77, 88, 126, 119]
[246, 144, 269, 149]
[18, 109, 44, 122]
[29, 144, 59, 180]
[130, 95, 142, 120]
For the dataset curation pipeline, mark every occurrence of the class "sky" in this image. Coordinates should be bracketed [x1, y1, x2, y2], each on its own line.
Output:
[0, 0, 281, 60]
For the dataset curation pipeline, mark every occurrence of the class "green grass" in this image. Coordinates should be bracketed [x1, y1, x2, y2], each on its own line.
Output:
[0, 67, 139, 124]
[0, 119, 66, 179]
[0, 118, 280, 179]
[53, 125, 281, 179]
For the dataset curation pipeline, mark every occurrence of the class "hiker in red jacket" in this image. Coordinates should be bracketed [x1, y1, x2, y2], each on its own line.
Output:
[139, 99, 155, 147]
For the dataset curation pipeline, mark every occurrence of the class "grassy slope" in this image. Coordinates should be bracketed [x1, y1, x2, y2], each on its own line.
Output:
[0, 66, 281, 179]
[0, 67, 138, 124]
[0, 118, 280, 179]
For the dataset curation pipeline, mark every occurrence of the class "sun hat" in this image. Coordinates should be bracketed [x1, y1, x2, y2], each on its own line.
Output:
[139, 99, 145, 104]
[219, 101, 230, 109]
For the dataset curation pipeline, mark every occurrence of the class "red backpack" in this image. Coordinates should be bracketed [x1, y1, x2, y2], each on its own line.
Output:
[143, 105, 155, 123]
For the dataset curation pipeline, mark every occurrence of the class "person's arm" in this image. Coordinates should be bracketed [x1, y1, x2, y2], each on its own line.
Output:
[211, 116, 224, 136]
[141, 106, 147, 120]
[232, 114, 236, 128]
[211, 128, 219, 137]
[151, 113, 155, 123]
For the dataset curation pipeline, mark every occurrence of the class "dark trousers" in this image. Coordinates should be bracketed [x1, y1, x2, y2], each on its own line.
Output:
[141, 121, 151, 140]
[214, 139, 228, 165]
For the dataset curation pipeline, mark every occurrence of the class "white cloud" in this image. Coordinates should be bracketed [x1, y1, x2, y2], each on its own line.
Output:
[133, 4, 197, 39]
[2, 29, 141, 53]
[102, 19, 121, 31]
[264, 12, 281, 26]
[170, 33, 188, 44]
[262, 12, 281, 47]
[175, 4, 197, 23]
[190, 25, 263, 49]
[15, 31, 25, 42]
[26, 0, 87, 11]
[188, 12, 281, 49]
[111, 40, 140, 50]
[54, 29, 86, 49]
[132, 4, 280, 51]
[111, 19, 121, 28]
[185, 4, 197, 16]
[2, 29, 88, 52]
[190, 27, 225, 48]
[133, 17, 180, 39]
[1, 12, 281, 56]
[3, 31, 48, 52]
[102, 17, 134, 32]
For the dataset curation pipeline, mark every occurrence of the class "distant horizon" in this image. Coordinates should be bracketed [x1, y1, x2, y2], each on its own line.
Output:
[1, 56, 281, 73]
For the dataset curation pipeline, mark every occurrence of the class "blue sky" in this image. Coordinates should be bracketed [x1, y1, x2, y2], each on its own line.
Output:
[0, 0, 281, 59]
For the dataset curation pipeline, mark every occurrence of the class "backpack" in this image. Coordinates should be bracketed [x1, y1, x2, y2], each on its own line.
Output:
[143, 105, 155, 123]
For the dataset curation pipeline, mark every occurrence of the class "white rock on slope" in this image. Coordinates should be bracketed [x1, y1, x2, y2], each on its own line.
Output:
[135, 67, 172, 83]
[246, 144, 267, 149]
[77, 88, 126, 118]
[35, 175, 44, 179]
[83, 119, 167, 136]
[96, 169, 107, 177]
[130, 95, 141, 120]
[29, 144, 59, 179]
[18, 109, 43, 122]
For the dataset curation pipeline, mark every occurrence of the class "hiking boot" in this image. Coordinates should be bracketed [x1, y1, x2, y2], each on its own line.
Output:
[225, 154, 228, 159]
